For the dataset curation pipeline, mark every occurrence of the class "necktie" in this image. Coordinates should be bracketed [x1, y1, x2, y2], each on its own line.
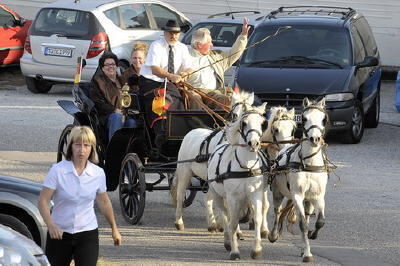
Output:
[168, 45, 174, 74]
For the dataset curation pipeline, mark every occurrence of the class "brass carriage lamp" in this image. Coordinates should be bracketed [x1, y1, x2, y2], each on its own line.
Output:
[121, 83, 131, 108]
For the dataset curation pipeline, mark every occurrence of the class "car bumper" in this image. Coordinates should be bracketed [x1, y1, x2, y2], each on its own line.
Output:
[20, 54, 96, 83]
[326, 105, 355, 133]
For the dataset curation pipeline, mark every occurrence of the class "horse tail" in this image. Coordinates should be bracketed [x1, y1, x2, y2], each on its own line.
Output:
[170, 171, 178, 206]
[278, 199, 297, 235]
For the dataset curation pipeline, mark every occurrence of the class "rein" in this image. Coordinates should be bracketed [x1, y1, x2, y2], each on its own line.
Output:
[181, 26, 292, 80]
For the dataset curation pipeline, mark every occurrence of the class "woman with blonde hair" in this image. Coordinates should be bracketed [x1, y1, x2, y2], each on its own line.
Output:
[38, 126, 121, 266]
[121, 41, 149, 90]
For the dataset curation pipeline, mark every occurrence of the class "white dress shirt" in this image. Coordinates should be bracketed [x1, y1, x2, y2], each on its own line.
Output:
[43, 160, 107, 234]
[140, 36, 192, 82]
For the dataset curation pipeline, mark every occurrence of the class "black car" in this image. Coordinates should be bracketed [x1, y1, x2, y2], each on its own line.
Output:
[234, 6, 381, 143]
[0, 175, 48, 249]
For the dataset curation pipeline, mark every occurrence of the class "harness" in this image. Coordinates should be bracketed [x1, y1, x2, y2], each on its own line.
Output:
[208, 144, 270, 183]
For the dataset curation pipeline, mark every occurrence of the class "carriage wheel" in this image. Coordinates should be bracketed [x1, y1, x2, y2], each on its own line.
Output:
[119, 153, 146, 225]
[167, 174, 197, 208]
[57, 124, 74, 162]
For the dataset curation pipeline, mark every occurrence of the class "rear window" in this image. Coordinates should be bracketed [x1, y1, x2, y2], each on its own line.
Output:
[31, 8, 102, 39]
[243, 25, 352, 67]
[182, 22, 254, 47]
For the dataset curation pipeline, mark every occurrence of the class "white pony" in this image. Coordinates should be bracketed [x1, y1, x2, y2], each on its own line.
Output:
[207, 103, 268, 260]
[246, 106, 297, 235]
[171, 91, 255, 231]
[268, 98, 328, 262]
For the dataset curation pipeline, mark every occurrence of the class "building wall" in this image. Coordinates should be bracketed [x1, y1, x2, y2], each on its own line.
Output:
[4, 0, 400, 67]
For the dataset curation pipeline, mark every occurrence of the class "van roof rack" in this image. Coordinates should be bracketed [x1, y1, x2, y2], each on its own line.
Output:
[268, 6, 356, 20]
[208, 10, 261, 19]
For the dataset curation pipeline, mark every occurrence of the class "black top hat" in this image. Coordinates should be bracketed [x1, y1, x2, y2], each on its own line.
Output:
[161, 19, 181, 32]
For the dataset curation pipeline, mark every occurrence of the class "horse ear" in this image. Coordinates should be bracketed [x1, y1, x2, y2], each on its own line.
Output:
[289, 108, 295, 118]
[318, 97, 326, 107]
[248, 92, 255, 105]
[303, 97, 311, 107]
[260, 101, 268, 114]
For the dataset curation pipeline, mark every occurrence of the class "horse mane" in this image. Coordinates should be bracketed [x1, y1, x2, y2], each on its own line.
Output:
[231, 90, 254, 106]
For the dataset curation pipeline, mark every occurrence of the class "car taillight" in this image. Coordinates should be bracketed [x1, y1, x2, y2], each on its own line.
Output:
[24, 35, 32, 54]
[87, 32, 108, 59]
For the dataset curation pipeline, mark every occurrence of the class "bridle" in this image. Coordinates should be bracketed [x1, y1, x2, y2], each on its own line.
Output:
[227, 101, 253, 122]
[238, 110, 267, 145]
[301, 105, 328, 141]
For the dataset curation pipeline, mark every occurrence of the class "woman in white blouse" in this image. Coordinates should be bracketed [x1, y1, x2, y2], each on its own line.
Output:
[38, 126, 121, 266]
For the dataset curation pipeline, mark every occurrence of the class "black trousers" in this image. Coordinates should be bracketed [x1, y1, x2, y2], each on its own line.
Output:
[45, 228, 99, 266]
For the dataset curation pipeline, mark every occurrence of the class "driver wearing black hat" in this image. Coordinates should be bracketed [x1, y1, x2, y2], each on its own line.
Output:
[139, 19, 193, 148]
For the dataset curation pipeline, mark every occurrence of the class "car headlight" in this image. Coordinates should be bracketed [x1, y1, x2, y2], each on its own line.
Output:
[325, 93, 354, 102]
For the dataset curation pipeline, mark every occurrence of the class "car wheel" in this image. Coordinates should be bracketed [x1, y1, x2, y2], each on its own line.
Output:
[0, 214, 33, 240]
[342, 100, 364, 144]
[25, 77, 53, 94]
[365, 89, 380, 128]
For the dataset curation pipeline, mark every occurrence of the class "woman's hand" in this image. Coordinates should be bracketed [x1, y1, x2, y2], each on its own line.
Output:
[112, 227, 122, 246]
[48, 223, 63, 240]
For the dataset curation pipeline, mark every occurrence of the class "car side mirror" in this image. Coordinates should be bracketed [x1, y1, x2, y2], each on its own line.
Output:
[14, 18, 26, 27]
[180, 23, 191, 34]
[356, 56, 379, 69]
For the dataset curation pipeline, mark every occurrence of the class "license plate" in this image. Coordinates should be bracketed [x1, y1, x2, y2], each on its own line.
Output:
[44, 47, 72, 57]
[294, 114, 302, 123]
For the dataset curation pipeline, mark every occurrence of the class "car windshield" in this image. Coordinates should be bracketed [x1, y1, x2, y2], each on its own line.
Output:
[182, 22, 253, 47]
[33, 8, 91, 37]
[242, 25, 352, 68]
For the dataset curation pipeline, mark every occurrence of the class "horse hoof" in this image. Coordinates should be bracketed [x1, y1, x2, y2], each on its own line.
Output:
[261, 230, 269, 239]
[303, 256, 313, 262]
[175, 223, 184, 231]
[308, 230, 318, 240]
[224, 243, 231, 251]
[268, 233, 277, 243]
[236, 232, 244, 240]
[250, 250, 262, 259]
[208, 226, 217, 233]
[230, 253, 240, 260]
[217, 226, 224, 233]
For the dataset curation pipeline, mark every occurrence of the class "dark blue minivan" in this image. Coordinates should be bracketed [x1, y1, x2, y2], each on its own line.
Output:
[234, 6, 381, 143]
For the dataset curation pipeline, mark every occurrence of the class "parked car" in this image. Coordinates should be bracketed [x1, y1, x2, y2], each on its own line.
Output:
[20, 0, 192, 93]
[0, 4, 32, 67]
[0, 175, 48, 250]
[181, 11, 264, 85]
[0, 224, 50, 265]
[234, 6, 381, 144]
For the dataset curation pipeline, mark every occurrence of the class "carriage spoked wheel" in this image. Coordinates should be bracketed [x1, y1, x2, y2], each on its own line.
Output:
[167, 174, 197, 208]
[57, 124, 74, 162]
[119, 153, 146, 225]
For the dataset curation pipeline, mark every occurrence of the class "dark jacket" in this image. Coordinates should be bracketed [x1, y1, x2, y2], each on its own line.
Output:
[91, 71, 123, 125]
[121, 65, 140, 91]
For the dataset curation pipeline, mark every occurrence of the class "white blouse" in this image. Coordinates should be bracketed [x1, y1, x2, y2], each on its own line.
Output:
[43, 160, 107, 234]
[140, 36, 192, 82]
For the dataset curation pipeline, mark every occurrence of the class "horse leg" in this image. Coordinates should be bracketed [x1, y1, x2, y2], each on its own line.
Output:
[226, 195, 241, 260]
[205, 192, 219, 233]
[174, 167, 192, 231]
[211, 189, 230, 250]
[268, 188, 284, 243]
[308, 198, 325, 240]
[250, 196, 263, 259]
[293, 194, 313, 262]
[261, 188, 270, 238]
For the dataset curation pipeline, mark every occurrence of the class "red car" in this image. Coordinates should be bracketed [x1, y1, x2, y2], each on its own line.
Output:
[0, 4, 31, 66]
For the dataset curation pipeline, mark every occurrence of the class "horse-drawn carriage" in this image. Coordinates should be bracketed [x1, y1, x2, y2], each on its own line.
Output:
[56, 79, 228, 225]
